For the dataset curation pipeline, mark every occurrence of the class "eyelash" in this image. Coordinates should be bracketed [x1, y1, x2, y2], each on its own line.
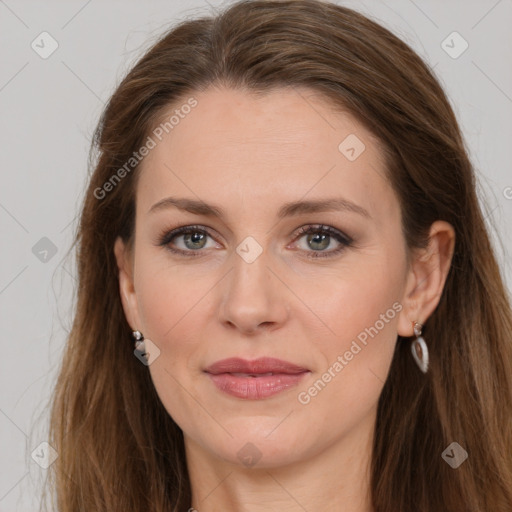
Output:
[157, 224, 353, 259]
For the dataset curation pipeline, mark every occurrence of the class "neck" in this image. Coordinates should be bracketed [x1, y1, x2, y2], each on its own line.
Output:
[185, 413, 375, 512]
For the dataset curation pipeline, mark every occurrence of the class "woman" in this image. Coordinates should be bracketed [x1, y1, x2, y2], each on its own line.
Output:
[44, 1, 512, 511]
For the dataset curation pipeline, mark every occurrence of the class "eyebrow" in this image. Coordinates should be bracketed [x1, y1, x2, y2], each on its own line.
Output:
[148, 196, 371, 220]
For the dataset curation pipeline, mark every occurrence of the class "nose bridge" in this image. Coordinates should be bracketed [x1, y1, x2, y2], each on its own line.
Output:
[229, 237, 274, 305]
[218, 235, 289, 332]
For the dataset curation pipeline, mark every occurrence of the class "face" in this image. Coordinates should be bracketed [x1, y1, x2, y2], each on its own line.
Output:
[115, 85, 420, 469]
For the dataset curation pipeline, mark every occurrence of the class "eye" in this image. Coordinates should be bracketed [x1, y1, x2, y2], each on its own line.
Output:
[157, 223, 353, 259]
[158, 225, 218, 256]
[291, 224, 353, 259]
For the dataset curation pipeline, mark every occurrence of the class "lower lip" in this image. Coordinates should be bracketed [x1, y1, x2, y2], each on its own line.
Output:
[207, 372, 309, 399]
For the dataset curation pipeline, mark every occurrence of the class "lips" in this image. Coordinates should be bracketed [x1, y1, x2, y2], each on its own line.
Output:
[205, 357, 308, 375]
[204, 357, 310, 399]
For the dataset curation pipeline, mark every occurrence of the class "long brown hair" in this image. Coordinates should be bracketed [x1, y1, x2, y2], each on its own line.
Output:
[44, 1, 512, 510]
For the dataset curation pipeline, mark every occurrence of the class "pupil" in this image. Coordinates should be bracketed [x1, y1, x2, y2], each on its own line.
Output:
[186, 232, 205, 249]
[309, 233, 329, 250]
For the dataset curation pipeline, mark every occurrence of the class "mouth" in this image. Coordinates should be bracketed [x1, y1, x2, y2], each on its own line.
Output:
[204, 357, 310, 399]
[230, 372, 276, 377]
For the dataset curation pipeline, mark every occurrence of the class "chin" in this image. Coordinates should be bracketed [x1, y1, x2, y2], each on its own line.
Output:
[201, 422, 311, 469]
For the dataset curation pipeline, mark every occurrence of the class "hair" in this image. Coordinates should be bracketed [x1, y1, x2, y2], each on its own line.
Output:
[43, 1, 512, 511]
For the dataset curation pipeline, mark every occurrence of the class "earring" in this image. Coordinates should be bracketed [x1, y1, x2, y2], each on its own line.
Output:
[132, 330, 146, 354]
[410, 321, 429, 373]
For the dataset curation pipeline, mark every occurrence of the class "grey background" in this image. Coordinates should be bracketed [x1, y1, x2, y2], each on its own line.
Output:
[1, 0, 511, 510]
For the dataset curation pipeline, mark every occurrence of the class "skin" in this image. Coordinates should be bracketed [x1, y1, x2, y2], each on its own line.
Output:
[114, 85, 455, 512]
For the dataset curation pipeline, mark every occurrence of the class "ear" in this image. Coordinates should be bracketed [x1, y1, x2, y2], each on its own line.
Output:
[114, 236, 142, 331]
[397, 220, 455, 336]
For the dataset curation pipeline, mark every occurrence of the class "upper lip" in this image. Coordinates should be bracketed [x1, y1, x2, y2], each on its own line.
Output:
[204, 357, 309, 375]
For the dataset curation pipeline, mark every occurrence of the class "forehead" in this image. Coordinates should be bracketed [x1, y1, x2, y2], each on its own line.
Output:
[136, 85, 398, 225]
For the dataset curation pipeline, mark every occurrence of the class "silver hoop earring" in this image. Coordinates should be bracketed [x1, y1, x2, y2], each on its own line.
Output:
[132, 330, 145, 353]
[411, 321, 429, 373]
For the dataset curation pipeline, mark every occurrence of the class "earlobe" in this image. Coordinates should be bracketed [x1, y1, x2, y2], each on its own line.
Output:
[113, 236, 141, 330]
[397, 221, 455, 337]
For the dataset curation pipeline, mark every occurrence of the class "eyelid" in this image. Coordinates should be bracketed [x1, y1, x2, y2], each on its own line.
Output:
[156, 224, 220, 250]
[291, 224, 353, 244]
[287, 224, 353, 259]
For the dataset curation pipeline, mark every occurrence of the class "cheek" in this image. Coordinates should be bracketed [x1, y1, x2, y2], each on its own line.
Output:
[304, 254, 404, 385]
[134, 254, 214, 346]
[292, 274, 402, 437]
[133, 258, 215, 427]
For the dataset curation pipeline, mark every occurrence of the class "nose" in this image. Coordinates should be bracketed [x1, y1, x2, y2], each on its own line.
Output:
[218, 246, 290, 335]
